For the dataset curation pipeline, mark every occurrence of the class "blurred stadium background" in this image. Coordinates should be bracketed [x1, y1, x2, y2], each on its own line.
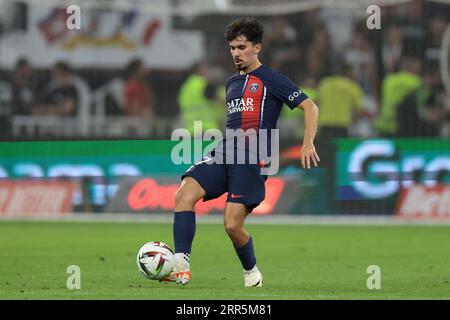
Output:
[0, 0, 449, 221]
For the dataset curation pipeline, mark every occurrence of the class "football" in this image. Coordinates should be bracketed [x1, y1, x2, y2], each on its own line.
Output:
[136, 241, 175, 280]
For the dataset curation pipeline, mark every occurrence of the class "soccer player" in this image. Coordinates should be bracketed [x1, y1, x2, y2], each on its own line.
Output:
[165, 17, 320, 287]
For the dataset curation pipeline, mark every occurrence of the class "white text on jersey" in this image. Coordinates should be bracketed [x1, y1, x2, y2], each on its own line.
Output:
[227, 98, 255, 113]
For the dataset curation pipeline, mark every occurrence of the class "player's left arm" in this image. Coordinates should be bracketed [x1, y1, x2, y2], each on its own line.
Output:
[298, 98, 320, 169]
[269, 73, 320, 168]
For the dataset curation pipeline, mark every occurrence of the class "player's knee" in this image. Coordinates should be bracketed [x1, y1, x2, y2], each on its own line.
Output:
[174, 187, 199, 208]
[224, 222, 241, 238]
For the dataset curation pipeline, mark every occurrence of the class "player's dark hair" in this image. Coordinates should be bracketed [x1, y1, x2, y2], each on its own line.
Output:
[54, 61, 71, 74]
[225, 17, 264, 44]
[125, 58, 143, 79]
[15, 57, 30, 70]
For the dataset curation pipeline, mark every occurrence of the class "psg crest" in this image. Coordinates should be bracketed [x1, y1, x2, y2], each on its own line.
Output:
[249, 83, 259, 92]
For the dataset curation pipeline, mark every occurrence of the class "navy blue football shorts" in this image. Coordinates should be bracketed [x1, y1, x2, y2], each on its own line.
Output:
[181, 157, 267, 213]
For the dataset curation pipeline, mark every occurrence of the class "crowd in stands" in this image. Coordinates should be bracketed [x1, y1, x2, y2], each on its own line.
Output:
[267, 2, 449, 141]
[0, 0, 449, 141]
[0, 58, 159, 138]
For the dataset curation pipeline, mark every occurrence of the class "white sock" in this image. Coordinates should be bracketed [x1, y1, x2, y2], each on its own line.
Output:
[174, 253, 190, 270]
[244, 264, 259, 273]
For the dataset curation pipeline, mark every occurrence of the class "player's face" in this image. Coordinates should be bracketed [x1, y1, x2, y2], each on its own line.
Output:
[229, 36, 261, 72]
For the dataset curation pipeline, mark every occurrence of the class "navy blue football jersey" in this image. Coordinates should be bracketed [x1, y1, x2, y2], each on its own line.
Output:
[210, 64, 308, 165]
[225, 64, 308, 131]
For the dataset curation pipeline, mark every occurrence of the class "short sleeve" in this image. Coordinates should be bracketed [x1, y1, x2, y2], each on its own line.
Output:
[269, 73, 309, 110]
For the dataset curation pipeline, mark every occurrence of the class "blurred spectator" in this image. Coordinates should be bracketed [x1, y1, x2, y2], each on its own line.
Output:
[298, 75, 318, 102]
[204, 65, 227, 129]
[263, 16, 301, 80]
[343, 29, 377, 95]
[424, 15, 448, 63]
[319, 6, 361, 53]
[123, 59, 155, 121]
[304, 27, 332, 81]
[33, 61, 78, 117]
[296, 9, 325, 46]
[388, 0, 424, 49]
[382, 24, 403, 74]
[178, 63, 221, 137]
[375, 55, 422, 136]
[10, 58, 36, 115]
[313, 64, 365, 171]
[0, 81, 12, 138]
[397, 62, 446, 137]
[316, 64, 365, 142]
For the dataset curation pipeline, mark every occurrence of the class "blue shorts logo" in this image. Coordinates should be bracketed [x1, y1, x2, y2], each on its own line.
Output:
[249, 83, 259, 92]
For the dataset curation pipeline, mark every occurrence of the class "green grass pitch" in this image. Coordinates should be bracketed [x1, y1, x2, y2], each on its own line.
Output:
[0, 220, 449, 299]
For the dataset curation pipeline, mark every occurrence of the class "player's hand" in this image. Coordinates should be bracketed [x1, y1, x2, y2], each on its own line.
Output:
[300, 142, 320, 169]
